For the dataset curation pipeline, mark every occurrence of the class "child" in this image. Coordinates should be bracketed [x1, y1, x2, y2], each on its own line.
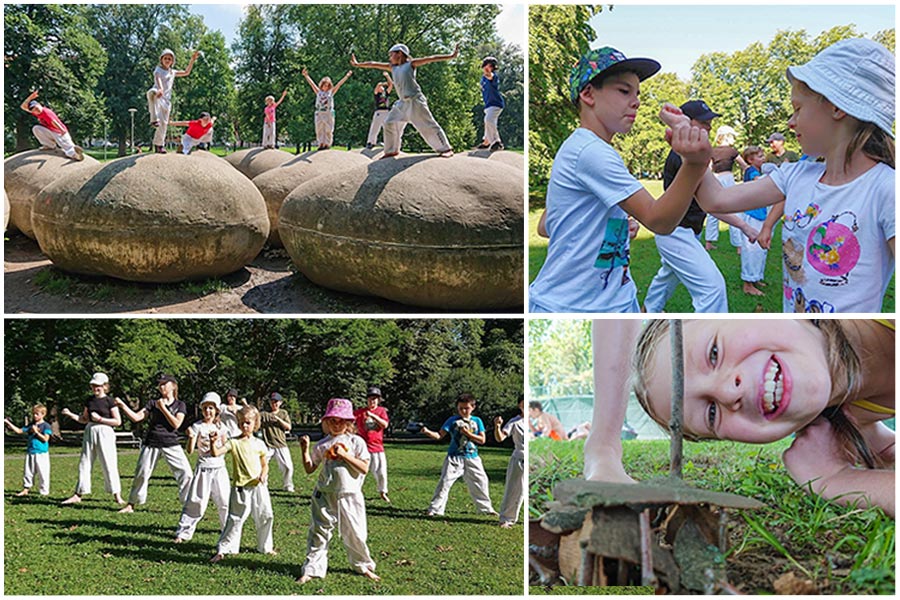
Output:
[220, 388, 247, 438]
[4, 404, 53, 496]
[350, 43, 457, 158]
[60, 372, 124, 505]
[707, 125, 749, 253]
[263, 90, 287, 149]
[174, 392, 231, 543]
[297, 398, 379, 583]
[301, 68, 352, 150]
[365, 73, 394, 149]
[116, 375, 193, 513]
[19, 90, 83, 161]
[259, 392, 295, 493]
[493, 397, 525, 528]
[147, 48, 200, 154]
[690, 38, 895, 313]
[170, 112, 216, 155]
[353, 386, 390, 502]
[528, 47, 712, 313]
[740, 145, 770, 296]
[210, 405, 275, 562]
[479, 56, 505, 151]
[421, 392, 496, 516]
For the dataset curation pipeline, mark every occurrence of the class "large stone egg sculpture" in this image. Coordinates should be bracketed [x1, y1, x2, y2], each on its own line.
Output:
[31, 152, 269, 283]
[278, 155, 524, 309]
[223, 147, 292, 179]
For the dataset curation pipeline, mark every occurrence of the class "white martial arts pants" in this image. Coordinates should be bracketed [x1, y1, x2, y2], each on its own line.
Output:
[315, 111, 334, 147]
[498, 450, 524, 525]
[366, 109, 389, 146]
[266, 446, 295, 492]
[147, 89, 171, 147]
[175, 464, 230, 541]
[428, 455, 495, 515]
[75, 422, 121, 496]
[741, 214, 768, 282]
[712, 173, 743, 247]
[181, 128, 214, 155]
[262, 121, 276, 147]
[643, 226, 729, 313]
[216, 484, 274, 555]
[383, 94, 451, 155]
[127, 444, 193, 506]
[32, 125, 78, 158]
[24, 452, 51, 495]
[483, 106, 503, 145]
[368, 451, 388, 494]
[301, 489, 376, 578]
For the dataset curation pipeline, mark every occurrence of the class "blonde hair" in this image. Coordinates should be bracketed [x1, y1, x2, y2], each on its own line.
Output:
[319, 77, 333, 89]
[265, 95, 275, 103]
[715, 129, 736, 147]
[32, 404, 47, 417]
[237, 405, 261, 432]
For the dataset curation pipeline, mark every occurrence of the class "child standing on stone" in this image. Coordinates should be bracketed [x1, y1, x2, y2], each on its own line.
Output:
[147, 48, 200, 154]
[302, 68, 352, 150]
[262, 90, 287, 149]
[19, 90, 83, 161]
[365, 73, 394, 149]
[478, 56, 505, 151]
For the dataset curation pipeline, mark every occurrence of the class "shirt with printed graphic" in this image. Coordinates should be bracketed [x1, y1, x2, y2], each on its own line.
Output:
[17, 422, 52, 454]
[315, 90, 334, 113]
[310, 433, 370, 494]
[501, 415, 525, 456]
[188, 420, 229, 469]
[441, 415, 485, 459]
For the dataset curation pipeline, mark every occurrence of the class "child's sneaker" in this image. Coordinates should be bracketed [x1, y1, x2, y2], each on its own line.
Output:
[150, 121, 160, 128]
[73, 145, 85, 161]
[490, 142, 504, 151]
[155, 146, 167, 154]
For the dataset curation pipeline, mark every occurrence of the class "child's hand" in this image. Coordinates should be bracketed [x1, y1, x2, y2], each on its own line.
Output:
[28, 90, 39, 100]
[669, 120, 712, 166]
[299, 435, 310, 451]
[743, 224, 760, 243]
[783, 417, 850, 492]
[451, 43, 460, 58]
[187, 427, 197, 439]
[258, 471, 268, 485]
[494, 416, 503, 427]
[302, 67, 309, 76]
[90, 411, 102, 423]
[757, 226, 773, 250]
[658, 103, 689, 131]
[350, 54, 358, 67]
[346, 70, 353, 78]
[192, 50, 201, 60]
[627, 217, 640, 240]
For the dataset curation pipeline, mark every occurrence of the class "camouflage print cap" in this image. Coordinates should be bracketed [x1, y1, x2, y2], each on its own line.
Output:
[569, 46, 661, 104]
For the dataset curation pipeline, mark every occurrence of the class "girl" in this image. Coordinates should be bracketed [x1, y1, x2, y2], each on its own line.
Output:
[174, 392, 231, 543]
[350, 43, 457, 158]
[688, 38, 895, 313]
[220, 388, 246, 438]
[210, 405, 275, 563]
[262, 90, 287, 149]
[493, 397, 525, 528]
[706, 125, 749, 252]
[297, 398, 379, 583]
[365, 73, 394, 149]
[116, 375, 193, 513]
[60, 372, 124, 505]
[302, 68, 352, 150]
[147, 48, 200, 154]
[353, 387, 390, 502]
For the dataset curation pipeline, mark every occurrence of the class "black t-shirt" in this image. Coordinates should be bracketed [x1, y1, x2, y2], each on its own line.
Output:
[662, 150, 707, 235]
[142, 398, 186, 447]
[85, 395, 117, 420]
[374, 90, 389, 111]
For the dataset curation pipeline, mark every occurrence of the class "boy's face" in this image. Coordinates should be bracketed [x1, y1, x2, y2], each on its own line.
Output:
[199, 116, 210, 126]
[581, 71, 641, 138]
[749, 151, 765, 168]
[29, 104, 43, 116]
[457, 401, 475, 418]
[366, 395, 380, 409]
[483, 64, 494, 75]
[388, 50, 404, 65]
[33, 409, 46, 422]
[528, 406, 540, 419]
[269, 399, 282, 411]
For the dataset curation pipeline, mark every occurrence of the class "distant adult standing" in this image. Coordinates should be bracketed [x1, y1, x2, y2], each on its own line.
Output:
[764, 132, 800, 166]
[354, 387, 390, 502]
[220, 388, 246, 438]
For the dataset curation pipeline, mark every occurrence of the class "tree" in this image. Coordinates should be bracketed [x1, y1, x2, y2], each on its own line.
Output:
[177, 30, 237, 146]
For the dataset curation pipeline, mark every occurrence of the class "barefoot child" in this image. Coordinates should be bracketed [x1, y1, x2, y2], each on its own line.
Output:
[147, 48, 200, 153]
[351, 44, 457, 158]
[169, 112, 216, 155]
[259, 392, 295, 493]
[210, 405, 274, 562]
[479, 56, 505, 151]
[494, 397, 525, 527]
[60, 373, 124, 505]
[174, 392, 231, 543]
[297, 398, 379, 584]
[4, 404, 53, 496]
[301, 68, 352, 150]
[365, 73, 394, 149]
[19, 90, 84, 160]
[263, 90, 287, 149]
[354, 386, 390, 502]
[740, 145, 770, 296]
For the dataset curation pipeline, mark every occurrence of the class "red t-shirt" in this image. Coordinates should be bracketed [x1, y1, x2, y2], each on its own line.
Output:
[354, 406, 388, 452]
[185, 119, 213, 139]
[35, 107, 67, 135]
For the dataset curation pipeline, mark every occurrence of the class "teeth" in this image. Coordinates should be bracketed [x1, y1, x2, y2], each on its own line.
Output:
[763, 359, 783, 414]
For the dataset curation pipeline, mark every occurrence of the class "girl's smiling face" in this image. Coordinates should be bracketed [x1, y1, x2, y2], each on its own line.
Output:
[642, 320, 833, 443]
[202, 403, 217, 421]
[160, 54, 174, 68]
[322, 417, 350, 436]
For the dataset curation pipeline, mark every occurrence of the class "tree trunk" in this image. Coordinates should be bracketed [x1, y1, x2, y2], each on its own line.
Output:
[16, 114, 33, 152]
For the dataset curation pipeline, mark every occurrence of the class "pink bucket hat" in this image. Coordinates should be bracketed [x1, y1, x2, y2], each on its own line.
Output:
[323, 398, 354, 421]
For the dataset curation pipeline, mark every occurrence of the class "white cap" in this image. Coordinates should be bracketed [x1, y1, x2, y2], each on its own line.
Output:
[160, 48, 175, 60]
[715, 125, 738, 139]
[90, 372, 109, 386]
[200, 392, 221, 410]
[389, 44, 410, 57]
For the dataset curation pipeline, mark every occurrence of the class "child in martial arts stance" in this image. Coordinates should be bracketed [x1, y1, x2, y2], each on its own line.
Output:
[174, 392, 231, 543]
[259, 392, 295, 493]
[147, 48, 200, 154]
[170, 112, 216, 155]
[301, 68, 352, 150]
[4, 404, 53, 496]
[210, 405, 275, 563]
[351, 43, 457, 158]
[19, 90, 84, 160]
[116, 375, 193, 514]
[60, 372, 124, 505]
[478, 56, 505, 151]
[493, 397, 525, 527]
[262, 90, 287, 149]
[297, 398, 379, 584]
[220, 388, 247, 438]
[421, 393, 496, 516]
[365, 73, 394, 149]
[354, 386, 390, 502]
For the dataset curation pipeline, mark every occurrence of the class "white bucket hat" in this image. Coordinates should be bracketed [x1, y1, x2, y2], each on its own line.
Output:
[90, 372, 109, 386]
[200, 392, 221, 411]
[389, 44, 410, 57]
[160, 48, 175, 60]
[715, 125, 738, 140]
[787, 38, 895, 138]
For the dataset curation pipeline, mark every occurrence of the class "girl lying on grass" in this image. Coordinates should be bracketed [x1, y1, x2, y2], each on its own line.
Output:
[585, 320, 895, 517]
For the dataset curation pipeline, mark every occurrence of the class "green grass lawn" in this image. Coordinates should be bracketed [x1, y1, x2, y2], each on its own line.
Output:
[4, 442, 523, 595]
[528, 180, 896, 313]
[530, 437, 895, 594]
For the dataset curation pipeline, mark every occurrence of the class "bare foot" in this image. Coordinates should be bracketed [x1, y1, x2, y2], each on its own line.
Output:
[210, 553, 224, 564]
[499, 521, 514, 529]
[380, 492, 391, 503]
[439, 150, 454, 158]
[118, 504, 134, 514]
[296, 574, 313, 584]
[743, 283, 765, 296]
[15, 489, 29, 497]
[363, 570, 381, 581]
[174, 538, 185, 543]
[266, 550, 278, 556]
[114, 495, 126, 505]
[380, 152, 399, 159]
[705, 243, 716, 251]
[61, 494, 81, 505]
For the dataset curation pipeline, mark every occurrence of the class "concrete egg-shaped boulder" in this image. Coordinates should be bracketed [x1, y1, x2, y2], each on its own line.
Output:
[31, 152, 269, 283]
[462, 149, 524, 171]
[253, 150, 371, 246]
[279, 155, 524, 309]
[5, 190, 10, 231]
[223, 147, 292, 179]
[4, 150, 100, 238]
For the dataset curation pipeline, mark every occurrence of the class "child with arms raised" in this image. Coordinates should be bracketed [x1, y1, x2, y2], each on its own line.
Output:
[302, 68, 352, 150]
[262, 90, 287, 149]
[4, 404, 53, 496]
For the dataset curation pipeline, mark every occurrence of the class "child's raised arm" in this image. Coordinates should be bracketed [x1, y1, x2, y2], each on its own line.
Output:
[694, 169, 784, 215]
[61, 406, 89, 425]
[332, 71, 353, 95]
[4, 417, 24, 434]
[420, 426, 447, 441]
[411, 43, 459, 68]
[168, 120, 191, 128]
[209, 431, 227, 457]
[156, 400, 185, 430]
[185, 426, 198, 455]
[19, 90, 39, 113]
[275, 90, 287, 107]
[115, 398, 147, 423]
[299, 435, 317, 474]
[350, 53, 391, 72]
[493, 416, 507, 442]
[176, 50, 201, 77]
[334, 444, 369, 475]
[301, 68, 320, 93]
[31, 423, 50, 444]
[461, 425, 486, 445]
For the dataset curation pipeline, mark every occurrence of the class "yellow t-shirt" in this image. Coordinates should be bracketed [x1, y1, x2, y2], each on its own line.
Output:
[226, 435, 267, 487]
[848, 319, 895, 415]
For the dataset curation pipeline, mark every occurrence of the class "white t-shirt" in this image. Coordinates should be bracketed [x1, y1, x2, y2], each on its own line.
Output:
[189, 420, 229, 469]
[502, 415, 525, 457]
[219, 407, 241, 439]
[311, 433, 370, 495]
[529, 128, 643, 312]
[152, 66, 176, 101]
[768, 160, 895, 313]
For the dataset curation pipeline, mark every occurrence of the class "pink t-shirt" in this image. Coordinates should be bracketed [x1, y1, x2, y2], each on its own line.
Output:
[185, 119, 213, 139]
[264, 104, 277, 124]
[35, 107, 67, 135]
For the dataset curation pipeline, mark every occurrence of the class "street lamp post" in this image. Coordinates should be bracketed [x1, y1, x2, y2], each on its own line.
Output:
[128, 108, 137, 155]
[103, 120, 108, 161]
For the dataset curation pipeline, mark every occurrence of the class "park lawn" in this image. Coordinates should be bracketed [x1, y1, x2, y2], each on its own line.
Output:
[4, 442, 523, 595]
[529, 437, 895, 594]
[528, 180, 896, 312]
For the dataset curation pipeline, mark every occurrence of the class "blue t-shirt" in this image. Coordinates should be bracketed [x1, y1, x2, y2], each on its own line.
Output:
[742, 166, 768, 221]
[481, 74, 504, 109]
[19, 422, 52, 454]
[441, 415, 484, 458]
[529, 128, 643, 312]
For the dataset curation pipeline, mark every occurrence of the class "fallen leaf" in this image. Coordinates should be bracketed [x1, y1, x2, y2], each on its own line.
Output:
[102, 553, 112, 559]
[394, 559, 414, 566]
[67, 525, 78, 531]
[773, 572, 817, 594]
[436, 545, 453, 552]
[18, 568, 28, 573]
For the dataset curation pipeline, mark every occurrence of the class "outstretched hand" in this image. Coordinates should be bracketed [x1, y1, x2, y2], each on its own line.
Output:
[451, 43, 460, 58]
[660, 103, 711, 166]
[349, 54, 359, 67]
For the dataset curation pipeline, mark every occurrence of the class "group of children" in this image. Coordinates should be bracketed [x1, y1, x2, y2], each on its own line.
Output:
[5, 374, 524, 584]
[20, 43, 506, 160]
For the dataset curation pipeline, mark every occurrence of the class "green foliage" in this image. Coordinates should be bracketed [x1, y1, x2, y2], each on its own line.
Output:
[528, 320, 592, 394]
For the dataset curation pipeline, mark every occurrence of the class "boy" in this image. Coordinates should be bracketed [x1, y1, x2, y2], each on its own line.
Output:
[479, 56, 505, 151]
[4, 404, 53, 496]
[739, 145, 770, 296]
[354, 386, 390, 502]
[365, 73, 394, 150]
[170, 112, 216, 155]
[528, 47, 712, 313]
[494, 397, 525, 527]
[259, 392, 294, 493]
[421, 393, 496, 516]
[19, 90, 84, 161]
